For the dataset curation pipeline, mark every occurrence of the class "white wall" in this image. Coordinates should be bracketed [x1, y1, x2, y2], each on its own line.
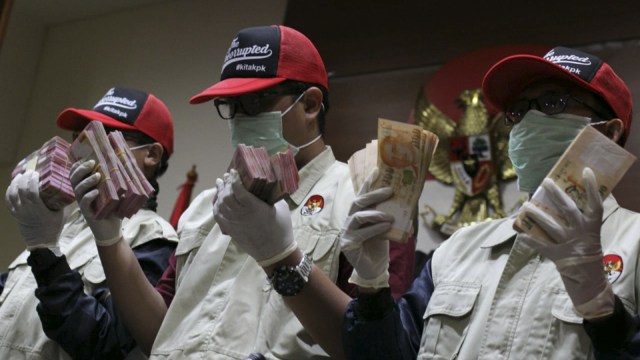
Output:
[0, 0, 287, 269]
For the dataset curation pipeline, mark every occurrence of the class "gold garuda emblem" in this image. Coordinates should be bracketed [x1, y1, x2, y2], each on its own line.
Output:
[416, 88, 516, 235]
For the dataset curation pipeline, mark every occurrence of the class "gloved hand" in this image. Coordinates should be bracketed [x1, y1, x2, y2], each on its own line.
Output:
[213, 169, 296, 267]
[5, 170, 64, 250]
[70, 160, 122, 246]
[519, 167, 613, 320]
[340, 168, 394, 289]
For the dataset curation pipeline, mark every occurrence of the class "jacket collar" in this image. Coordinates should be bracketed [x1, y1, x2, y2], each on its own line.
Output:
[288, 146, 335, 206]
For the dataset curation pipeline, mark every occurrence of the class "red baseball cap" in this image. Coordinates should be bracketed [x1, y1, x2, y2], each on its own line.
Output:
[57, 87, 174, 155]
[482, 46, 633, 144]
[190, 25, 328, 103]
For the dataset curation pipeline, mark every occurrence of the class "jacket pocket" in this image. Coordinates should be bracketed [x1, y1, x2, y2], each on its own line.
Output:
[419, 281, 481, 360]
[294, 225, 340, 279]
[543, 291, 592, 360]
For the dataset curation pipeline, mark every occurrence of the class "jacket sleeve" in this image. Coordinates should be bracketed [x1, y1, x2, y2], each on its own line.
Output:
[336, 234, 417, 299]
[154, 250, 177, 307]
[342, 259, 434, 360]
[586, 295, 640, 359]
[28, 239, 176, 360]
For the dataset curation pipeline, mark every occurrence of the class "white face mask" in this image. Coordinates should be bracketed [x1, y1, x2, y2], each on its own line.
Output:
[508, 110, 597, 193]
[229, 92, 322, 156]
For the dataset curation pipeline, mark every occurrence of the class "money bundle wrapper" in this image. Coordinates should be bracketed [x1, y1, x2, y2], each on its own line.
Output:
[108, 131, 154, 218]
[12, 136, 74, 210]
[350, 118, 439, 242]
[229, 144, 299, 205]
[513, 126, 637, 243]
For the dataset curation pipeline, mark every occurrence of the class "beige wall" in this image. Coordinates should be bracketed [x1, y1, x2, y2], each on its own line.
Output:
[0, 0, 287, 269]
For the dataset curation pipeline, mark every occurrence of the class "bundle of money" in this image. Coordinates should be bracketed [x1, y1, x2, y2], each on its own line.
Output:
[69, 121, 153, 219]
[69, 125, 120, 218]
[349, 118, 439, 242]
[108, 131, 154, 218]
[12, 136, 75, 210]
[269, 149, 299, 203]
[513, 126, 637, 243]
[229, 144, 299, 204]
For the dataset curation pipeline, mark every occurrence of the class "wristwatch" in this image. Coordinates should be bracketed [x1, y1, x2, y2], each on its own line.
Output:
[268, 253, 312, 296]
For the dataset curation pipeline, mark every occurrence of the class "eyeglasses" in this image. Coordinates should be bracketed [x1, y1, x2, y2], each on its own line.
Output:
[213, 89, 303, 120]
[504, 93, 610, 126]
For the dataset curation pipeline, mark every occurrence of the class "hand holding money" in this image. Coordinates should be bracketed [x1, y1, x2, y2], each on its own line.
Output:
[514, 126, 636, 243]
[69, 159, 123, 246]
[348, 118, 439, 242]
[228, 144, 299, 205]
[519, 168, 614, 319]
[341, 168, 395, 289]
[213, 170, 296, 267]
[11, 136, 74, 210]
[68, 121, 154, 220]
[512, 126, 635, 320]
[6, 170, 64, 250]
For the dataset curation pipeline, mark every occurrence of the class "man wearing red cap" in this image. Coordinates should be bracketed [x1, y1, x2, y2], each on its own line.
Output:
[1, 87, 178, 359]
[214, 46, 640, 359]
[69, 25, 415, 359]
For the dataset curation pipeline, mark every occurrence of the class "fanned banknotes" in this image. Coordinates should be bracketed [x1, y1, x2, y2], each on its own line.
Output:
[12, 136, 74, 210]
[513, 126, 637, 243]
[229, 144, 299, 204]
[349, 118, 439, 242]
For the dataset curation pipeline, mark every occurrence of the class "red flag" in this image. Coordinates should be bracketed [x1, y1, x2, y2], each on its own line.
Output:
[169, 165, 198, 229]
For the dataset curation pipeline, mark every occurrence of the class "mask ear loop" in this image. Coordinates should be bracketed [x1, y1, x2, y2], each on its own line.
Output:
[294, 134, 322, 151]
[281, 92, 306, 117]
[128, 144, 151, 151]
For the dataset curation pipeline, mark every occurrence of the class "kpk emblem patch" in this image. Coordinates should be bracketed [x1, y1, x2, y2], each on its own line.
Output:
[301, 195, 324, 216]
[603, 254, 623, 284]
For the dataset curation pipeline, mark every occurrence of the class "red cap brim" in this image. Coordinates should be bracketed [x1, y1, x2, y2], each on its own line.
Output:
[482, 54, 593, 112]
[56, 109, 138, 132]
[189, 77, 287, 104]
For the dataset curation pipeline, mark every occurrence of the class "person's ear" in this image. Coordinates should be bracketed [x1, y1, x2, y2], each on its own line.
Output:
[143, 143, 164, 168]
[602, 118, 624, 144]
[302, 87, 323, 118]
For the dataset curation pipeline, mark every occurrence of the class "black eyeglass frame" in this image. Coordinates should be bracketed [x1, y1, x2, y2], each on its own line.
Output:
[213, 88, 306, 120]
[504, 93, 612, 126]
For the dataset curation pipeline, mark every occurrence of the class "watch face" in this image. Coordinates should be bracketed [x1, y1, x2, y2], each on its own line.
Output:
[270, 254, 312, 297]
[272, 267, 305, 296]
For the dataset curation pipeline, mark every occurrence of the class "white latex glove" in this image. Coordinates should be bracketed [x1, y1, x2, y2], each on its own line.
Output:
[213, 169, 296, 267]
[5, 170, 64, 250]
[519, 167, 613, 319]
[340, 168, 394, 289]
[70, 160, 122, 246]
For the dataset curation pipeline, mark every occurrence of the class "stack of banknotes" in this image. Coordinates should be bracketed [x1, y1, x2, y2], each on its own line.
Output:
[12, 136, 75, 210]
[229, 144, 299, 204]
[68, 121, 154, 219]
[348, 118, 439, 242]
[513, 126, 637, 242]
[108, 130, 155, 218]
